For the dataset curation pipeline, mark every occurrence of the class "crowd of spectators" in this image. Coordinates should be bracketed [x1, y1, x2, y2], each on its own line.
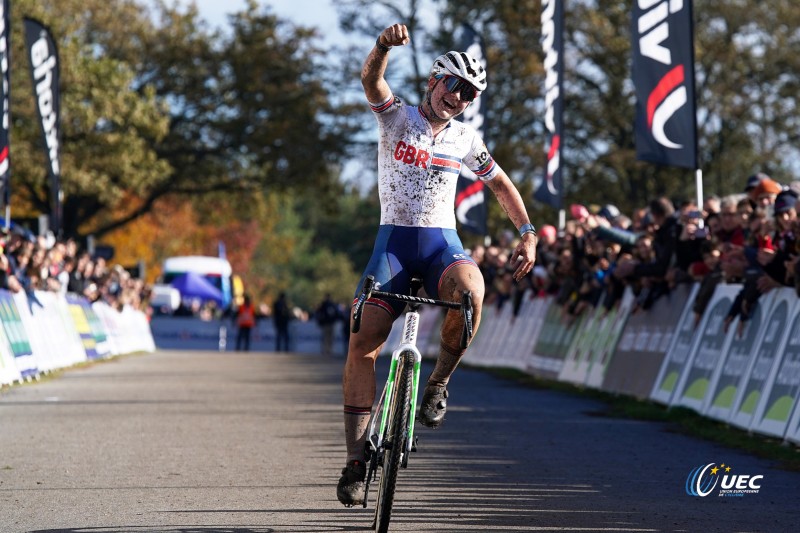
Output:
[0, 227, 149, 312]
[473, 173, 800, 334]
[8, 170, 795, 331]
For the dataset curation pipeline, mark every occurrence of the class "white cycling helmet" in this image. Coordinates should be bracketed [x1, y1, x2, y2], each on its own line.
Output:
[430, 51, 487, 92]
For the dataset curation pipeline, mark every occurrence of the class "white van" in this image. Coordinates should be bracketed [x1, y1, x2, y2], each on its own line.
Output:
[161, 256, 234, 308]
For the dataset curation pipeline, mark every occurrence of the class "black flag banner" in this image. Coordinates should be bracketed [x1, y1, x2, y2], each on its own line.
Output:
[631, 0, 697, 169]
[455, 23, 487, 236]
[534, 0, 565, 210]
[25, 17, 62, 234]
[0, 0, 10, 213]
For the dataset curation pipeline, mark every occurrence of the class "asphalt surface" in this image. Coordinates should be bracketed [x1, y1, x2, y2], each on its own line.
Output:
[0, 349, 799, 533]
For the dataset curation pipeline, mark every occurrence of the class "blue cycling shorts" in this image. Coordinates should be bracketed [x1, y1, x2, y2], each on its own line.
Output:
[354, 225, 477, 318]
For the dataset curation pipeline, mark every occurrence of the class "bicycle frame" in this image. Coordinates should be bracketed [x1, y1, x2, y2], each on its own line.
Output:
[351, 274, 473, 519]
[368, 308, 422, 460]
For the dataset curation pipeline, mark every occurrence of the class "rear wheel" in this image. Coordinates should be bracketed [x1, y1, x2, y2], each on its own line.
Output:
[374, 351, 413, 533]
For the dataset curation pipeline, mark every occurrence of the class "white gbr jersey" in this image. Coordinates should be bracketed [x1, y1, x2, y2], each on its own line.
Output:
[370, 95, 500, 228]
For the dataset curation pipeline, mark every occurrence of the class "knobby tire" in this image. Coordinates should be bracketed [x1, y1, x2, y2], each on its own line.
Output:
[374, 351, 413, 533]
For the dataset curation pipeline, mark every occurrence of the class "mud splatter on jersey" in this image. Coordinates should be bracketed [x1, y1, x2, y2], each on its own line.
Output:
[370, 95, 500, 228]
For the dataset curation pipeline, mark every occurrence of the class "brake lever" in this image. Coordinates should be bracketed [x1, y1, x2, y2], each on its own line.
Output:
[352, 275, 376, 334]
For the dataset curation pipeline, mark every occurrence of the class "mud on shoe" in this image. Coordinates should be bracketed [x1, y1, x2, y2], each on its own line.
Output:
[337, 459, 367, 507]
[418, 384, 448, 429]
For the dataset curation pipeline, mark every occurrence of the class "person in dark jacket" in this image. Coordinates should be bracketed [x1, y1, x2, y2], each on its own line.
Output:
[614, 197, 679, 309]
[273, 292, 291, 352]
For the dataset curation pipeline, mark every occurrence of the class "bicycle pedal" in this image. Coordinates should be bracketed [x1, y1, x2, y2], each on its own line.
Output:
[411, 435, 419, 452]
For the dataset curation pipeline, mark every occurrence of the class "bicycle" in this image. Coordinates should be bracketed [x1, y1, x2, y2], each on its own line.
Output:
[351, 275, 474, 533]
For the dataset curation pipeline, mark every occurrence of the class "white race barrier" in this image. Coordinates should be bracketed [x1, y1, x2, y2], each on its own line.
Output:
[26, 291, 88, 371]
[603, 284, 697, 398]
[586, 290, 634, 389]
[422, 281, 800, 444]
[702, 290, 777, 423]
[558, 309, 596, 385]
[749, 298, 800, 438]
[671, 284, 746, 412]
[0, 290, 156, 387]
[0, 319, 20, 384]
[727, 294, 796, 430]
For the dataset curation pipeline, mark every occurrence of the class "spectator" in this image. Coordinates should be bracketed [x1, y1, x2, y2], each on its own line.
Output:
[273, 292, 291, 352]
[703, 194, 721, 217]
[614, 197, 678, 310]
[234, 294, 256, 351]
[744, 172, 768, 207]
[751, 177, 783, 210]
[315, 293, 341, 356]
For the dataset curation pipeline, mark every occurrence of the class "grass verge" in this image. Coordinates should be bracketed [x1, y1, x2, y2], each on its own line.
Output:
[482, 366, 800, 472]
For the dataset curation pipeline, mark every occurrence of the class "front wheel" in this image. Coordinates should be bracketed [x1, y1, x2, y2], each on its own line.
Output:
[373, 351, 413, 533]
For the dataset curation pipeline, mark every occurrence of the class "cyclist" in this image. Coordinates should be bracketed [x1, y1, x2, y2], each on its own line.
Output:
[337, 23, 538, 506]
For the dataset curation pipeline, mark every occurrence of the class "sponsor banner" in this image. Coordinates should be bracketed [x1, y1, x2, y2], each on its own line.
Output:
[0, 290, 152, 383]
[750, 295, 800, 438]
[672, 284, 740, 411]
[83, 301, 110, 356]
[0, 312, 20, 385]
[122, 306, 156, 353]
[92, 301, 123, 355]
[703, 290, 777, 423]
[534, 0, 565, 208]
[0, 290, 36, 378]
[67, 294, 100, 359]
[785, 323, 800, 445]
[558, 309, 597, 384]
[586, 290, 635, 389]
[491, 302, 519, 368]
[728, 292, 795, 430]
[93, 301, 156, 356]
[27, 291, 87, 370]
[455, 23, 487, 235]
[650, 284, 735, 404]
[518, 297, 549, 370]
[24, 17, 62, 233]
[508, 292, 551, 371]
[13, 291, 62, 372]
[0, 0, 10, 209]
[603, 283, 697, 399]
[530, 300, 579, 379]
[505, 297, 545, 370]
[631, 0, 697, 169]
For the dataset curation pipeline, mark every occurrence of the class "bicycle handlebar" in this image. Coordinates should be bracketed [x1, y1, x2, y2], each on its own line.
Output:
[351, 275, 474, 349]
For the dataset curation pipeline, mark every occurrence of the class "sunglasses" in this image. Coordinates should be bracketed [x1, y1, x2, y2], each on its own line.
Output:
[440, 75, 479, 102]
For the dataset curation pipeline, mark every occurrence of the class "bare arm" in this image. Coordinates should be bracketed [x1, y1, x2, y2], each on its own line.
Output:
[486, 170, 538, 281]
[361, 24, 410, 104]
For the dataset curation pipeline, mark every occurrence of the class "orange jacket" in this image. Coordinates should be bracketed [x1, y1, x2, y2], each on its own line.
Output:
[237, 303, 255, 328]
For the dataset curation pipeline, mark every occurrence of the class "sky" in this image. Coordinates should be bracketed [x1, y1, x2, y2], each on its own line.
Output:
[179, 0, 346, 43]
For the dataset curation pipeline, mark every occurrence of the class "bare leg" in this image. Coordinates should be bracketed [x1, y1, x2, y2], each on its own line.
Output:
[427, 263, 485, 386]
[419, 263, 484, 428]
[342, 304, 394, 462]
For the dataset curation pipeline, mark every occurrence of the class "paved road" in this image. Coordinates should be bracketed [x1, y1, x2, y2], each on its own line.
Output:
[0, 349, 798, 533]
